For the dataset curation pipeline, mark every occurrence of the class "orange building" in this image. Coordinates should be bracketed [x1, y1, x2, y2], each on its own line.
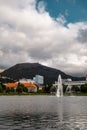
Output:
[6, 83, 17, 90]
[21, 82, 37, 92]
[5, 82, 37, 92]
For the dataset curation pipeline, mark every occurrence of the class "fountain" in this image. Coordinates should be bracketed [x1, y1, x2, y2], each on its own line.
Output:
[56, 74, 63, 97]
[65, 84, 72, 94]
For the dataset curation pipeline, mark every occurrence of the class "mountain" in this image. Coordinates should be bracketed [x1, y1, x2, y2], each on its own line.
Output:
[1, 63, 85, 84]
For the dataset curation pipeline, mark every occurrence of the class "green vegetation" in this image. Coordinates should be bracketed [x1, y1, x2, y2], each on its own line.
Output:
[0, 82, 28, 95]
[0, 77, 16, 83]
[1, 81, 87, 96]
[0, 84, 3, 93]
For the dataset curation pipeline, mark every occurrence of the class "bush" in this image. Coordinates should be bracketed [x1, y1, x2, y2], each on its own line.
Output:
[10, 87, 15, 92]
[81, 84, 87, 93]
[6, 87, 11, 93]
[22, 86, 28, 93]
[72, 86, 80, 92]
[0, 85, 3, 93]
[63, 85, 67, 93]
[50, 86, 56, 93]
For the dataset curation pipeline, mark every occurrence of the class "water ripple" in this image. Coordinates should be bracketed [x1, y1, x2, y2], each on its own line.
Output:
[0, 96, 87, 130]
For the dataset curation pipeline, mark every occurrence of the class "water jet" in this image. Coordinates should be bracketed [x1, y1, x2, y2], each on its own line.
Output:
[56, 74, 63, 97]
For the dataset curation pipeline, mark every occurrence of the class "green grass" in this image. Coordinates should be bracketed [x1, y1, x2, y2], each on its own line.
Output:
[0, 92, 54, 96]
[1, 92, 87, 96]
[64, 92, 87, 96]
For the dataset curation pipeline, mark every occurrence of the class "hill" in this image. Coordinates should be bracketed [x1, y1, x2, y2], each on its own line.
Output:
[1, 63, 85, 84]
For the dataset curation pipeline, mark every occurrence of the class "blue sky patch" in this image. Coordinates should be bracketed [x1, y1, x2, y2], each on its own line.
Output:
[37, 0, 87, 23]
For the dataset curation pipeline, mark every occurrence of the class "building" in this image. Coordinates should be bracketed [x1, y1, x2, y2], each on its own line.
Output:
[21, 82, 37, 92]
[5, 83, 17, 90]
[5, 82, 38, 93]
[19, 78, 35, 83]
[34, 75, 44, 84]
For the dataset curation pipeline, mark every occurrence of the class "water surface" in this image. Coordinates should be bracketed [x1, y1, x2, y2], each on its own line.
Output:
[0, 96, 87, 130]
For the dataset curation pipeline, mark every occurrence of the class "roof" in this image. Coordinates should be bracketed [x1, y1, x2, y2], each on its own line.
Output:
[6, 83, 17, 88]
[21, 82, 36, 88]
[5, 82, 37, 88]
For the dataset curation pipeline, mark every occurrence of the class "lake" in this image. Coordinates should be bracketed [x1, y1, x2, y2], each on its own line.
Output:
[0, 96, 87, 130]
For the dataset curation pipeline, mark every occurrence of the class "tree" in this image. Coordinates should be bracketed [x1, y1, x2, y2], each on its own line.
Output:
[6, 87, 11, 93]
[63, 85, 67, 93]
[16, 82, 23, 93]
[72, 85, 80, 93]
[81, 84, 87, 93]
[22, 86, 28, 93]
[0, 84, 3, 93]
[10, 87, 15, 93]
[44, 84, 52, 93]
[0, 82, 6, 92]
[50, 85, 56, 93]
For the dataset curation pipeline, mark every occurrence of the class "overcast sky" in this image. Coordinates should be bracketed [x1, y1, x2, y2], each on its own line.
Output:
[0, 0, 87, 76]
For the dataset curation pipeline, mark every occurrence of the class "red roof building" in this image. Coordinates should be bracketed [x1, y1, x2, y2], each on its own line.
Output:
[5, 82, 37, 92]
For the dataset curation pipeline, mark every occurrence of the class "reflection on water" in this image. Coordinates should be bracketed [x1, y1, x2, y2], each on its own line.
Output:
[0, 96, 87, 130]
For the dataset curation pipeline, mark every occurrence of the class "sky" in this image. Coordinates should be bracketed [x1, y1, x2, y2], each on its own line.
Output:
[0, 0, 87, 76]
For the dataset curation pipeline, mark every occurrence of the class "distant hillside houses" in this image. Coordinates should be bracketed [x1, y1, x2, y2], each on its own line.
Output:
[19, 78, 35, 83]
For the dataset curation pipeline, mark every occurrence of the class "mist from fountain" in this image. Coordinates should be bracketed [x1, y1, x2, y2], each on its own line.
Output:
[56, 74, 63, 97]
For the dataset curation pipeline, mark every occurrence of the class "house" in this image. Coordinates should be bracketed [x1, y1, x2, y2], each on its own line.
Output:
[19, 78, 35, 83]
[21, 82, 37, 92]
[5, 82, 37, 93]
[5, 83, 17, 90]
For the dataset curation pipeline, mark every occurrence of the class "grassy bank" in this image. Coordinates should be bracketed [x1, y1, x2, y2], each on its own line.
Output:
[64, 92, 87, 96]
[1, 92, 87, 96]
[0, 92, 55, 96]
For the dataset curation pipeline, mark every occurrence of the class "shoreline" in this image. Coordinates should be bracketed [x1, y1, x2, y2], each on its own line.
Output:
[0, 93, 87, 96]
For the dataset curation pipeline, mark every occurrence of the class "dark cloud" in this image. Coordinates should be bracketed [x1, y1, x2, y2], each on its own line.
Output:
[29, 49, 52, 60]
[77, 29, 87, 43]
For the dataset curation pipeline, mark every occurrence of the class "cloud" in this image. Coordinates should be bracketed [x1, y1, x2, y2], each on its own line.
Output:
[37, 1, 46, 13]
[56, 14, 67, 25]
[0, 0, 87, 76]
[77, 28, 87, 43]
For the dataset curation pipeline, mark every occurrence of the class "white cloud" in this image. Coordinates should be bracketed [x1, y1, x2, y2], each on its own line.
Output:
[0, 0, 87, 76]
[56, 14, 67, 25]
[37, 1, 46, 13]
